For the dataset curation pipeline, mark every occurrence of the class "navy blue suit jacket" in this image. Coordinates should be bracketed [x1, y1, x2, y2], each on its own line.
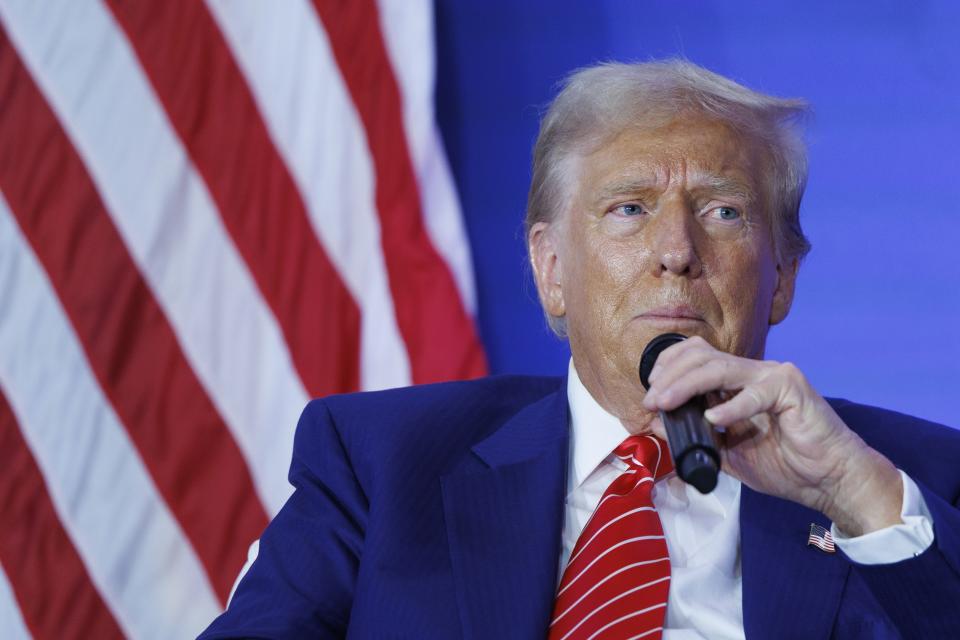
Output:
[200, 375, 960, 639]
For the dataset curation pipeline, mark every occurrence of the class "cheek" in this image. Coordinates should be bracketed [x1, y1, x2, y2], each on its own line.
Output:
[747, 243, 780, 307]
[584, 239, 644, 306]
[713, 246, 778, 343]
[563, 234, 641, 326]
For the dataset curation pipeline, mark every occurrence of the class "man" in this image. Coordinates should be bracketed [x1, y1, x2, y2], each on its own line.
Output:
[201, 60, 960, 639]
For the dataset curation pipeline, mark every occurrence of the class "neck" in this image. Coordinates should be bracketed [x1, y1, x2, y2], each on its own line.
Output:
[570, 354, 658, 435]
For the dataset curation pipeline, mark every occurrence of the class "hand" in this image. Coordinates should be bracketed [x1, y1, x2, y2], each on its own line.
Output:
[641, 336, 903, 536]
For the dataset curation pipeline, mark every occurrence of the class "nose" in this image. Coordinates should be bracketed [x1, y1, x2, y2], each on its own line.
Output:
[650, 201, 702, 278]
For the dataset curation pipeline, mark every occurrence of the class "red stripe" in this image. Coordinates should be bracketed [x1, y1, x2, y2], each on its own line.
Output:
[553, 567, 667, 635]
[582, 590, 669, 639]
[311, 0, 488, 384]
[0, 28, 267, 603]
[104, 0, 361, 397]
[0, 387, 124, 640]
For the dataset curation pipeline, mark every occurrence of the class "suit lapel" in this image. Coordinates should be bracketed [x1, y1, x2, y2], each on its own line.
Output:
[441, 385, 569, 640]
[740, 486, 850, 639]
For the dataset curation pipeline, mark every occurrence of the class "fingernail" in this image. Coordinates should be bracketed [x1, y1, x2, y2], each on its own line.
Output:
[704, 408, 718, 423]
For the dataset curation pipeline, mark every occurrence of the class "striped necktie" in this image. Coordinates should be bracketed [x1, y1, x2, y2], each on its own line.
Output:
[549, 435, 674, 640]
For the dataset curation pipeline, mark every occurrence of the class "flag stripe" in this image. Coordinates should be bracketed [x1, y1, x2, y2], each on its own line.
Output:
[0, 562, 31, 640]
[0, 193, 220, 638]
[311, 0, 487, 384]
[0, 27, 267, 603]
[374, 0, 478, 312]
[104, 0, 362, 399]
[0, 0, 308, 516]
[205, 0, 412, 392]
[0, 0, 485, 632]
[0, 388, 124, 640]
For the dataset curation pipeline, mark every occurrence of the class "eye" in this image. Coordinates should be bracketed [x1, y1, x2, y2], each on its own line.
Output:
[611, 203, 644, 217]
[710, 206, 741, 221]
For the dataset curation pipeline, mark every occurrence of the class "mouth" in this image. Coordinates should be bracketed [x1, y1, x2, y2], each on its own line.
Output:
[637, 305, 705, 322]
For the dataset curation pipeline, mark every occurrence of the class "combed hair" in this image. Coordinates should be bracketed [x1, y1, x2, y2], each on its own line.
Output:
[526, 60, 812, 335]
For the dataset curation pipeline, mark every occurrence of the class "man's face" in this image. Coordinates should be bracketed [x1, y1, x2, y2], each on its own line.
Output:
[530, 115, 797, 422]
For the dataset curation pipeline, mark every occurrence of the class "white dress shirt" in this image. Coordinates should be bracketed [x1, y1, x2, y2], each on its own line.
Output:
[562, 359, 935, 640]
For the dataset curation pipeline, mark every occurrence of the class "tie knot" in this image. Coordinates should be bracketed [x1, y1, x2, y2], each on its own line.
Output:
[613, 435, 673, 480]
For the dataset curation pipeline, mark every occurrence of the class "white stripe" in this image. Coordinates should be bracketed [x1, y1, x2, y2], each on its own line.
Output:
[808, 538, 835, 552]
[595, 475, 651, 510]
[552, 558, 670, 626]
[647, 436, 664, 476]
[557, 535, 665, 597]
[375, 0, 478, 312]
[613, 454, 647, 467]
[0, 563, 31, 640]
[568, 507, 657, 566]
[620, 437, 664, 471]
[0, 0, 308, 514]
[0, 196, 220, 639]
[588, 613, 665, 640]
[207, 0, 412, 392]
[574, 474, 652, 544]
[561, 581, 669, 640]
[227, 539, 260, 607]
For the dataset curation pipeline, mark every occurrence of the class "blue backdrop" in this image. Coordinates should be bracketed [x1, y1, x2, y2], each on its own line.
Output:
[435, 1, 959, 427]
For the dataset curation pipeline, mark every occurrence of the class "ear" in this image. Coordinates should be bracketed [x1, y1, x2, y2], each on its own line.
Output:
[769, 257, 798, 325]
[528, 221, 566, 321]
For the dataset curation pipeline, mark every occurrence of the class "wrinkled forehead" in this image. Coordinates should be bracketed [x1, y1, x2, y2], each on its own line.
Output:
[564, 116, 774, 210]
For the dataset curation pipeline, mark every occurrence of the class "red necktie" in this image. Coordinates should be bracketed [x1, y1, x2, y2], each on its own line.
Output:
[549, 435, 674, 640]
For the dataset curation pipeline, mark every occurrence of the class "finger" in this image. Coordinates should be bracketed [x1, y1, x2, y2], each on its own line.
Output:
[647, 415, 668, 441]
[704, 383, 776, 426]
[647, 341, 717, 391]
[645, 342, 729, 410]
[648, 335, 710, 382]
[646, 357, 771, 412]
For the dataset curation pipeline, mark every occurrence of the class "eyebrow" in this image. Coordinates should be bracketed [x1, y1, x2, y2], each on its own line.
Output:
[691, 174, 756, 202]
[593, 174, 756, 204]
[594, 180, 661, 203]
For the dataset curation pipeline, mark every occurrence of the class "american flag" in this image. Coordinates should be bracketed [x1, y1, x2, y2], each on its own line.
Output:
[807, 523, 836, 554]
[0, 1, 485, 637]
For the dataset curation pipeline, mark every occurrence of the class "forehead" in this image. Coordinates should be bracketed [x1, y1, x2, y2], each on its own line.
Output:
[575, 116, 768, 201]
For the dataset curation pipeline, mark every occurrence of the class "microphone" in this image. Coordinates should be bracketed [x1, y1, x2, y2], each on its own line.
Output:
[638, 333, 720, 494]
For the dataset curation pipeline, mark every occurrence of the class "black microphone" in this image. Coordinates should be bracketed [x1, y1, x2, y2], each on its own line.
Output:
[638, 333, 720, 494]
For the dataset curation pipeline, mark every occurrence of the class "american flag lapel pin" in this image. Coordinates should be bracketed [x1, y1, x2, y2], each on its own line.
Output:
[807, 523, 836, 553]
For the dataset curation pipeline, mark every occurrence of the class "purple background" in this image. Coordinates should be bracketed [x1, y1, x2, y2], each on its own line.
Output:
[435, 1, 959, 427]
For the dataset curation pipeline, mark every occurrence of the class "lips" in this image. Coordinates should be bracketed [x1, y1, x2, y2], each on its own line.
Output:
[638, 305, 704, 321]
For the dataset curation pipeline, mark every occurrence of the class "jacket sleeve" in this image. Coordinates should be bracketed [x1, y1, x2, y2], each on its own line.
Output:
[846, 478, 960, 637]
[198, 399, 367, 639]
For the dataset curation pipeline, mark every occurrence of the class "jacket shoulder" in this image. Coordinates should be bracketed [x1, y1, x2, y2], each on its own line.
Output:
[311, 375, 563, 430]
[295, 375, 564, 479]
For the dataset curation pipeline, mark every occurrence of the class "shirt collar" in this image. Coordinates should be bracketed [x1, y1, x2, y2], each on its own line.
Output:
[566, 358, 633, 492]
